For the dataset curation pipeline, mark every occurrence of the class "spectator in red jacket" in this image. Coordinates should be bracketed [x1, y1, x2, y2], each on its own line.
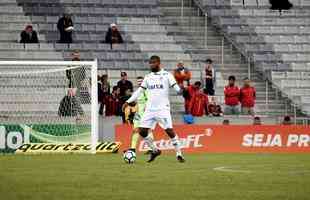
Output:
[188, 85, 208, 117]
[104, 86, 121, 116]
[240, 77, 256, 116]
[224, 75, 240, 115]
[183, 81, 202, 113]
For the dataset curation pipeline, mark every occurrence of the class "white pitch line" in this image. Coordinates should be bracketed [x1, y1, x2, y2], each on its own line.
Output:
[213, 166, 252, 174]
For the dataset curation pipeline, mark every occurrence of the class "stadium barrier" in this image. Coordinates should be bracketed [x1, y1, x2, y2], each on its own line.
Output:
[115, 124, 310, 153]
[0, 124, 120, 154]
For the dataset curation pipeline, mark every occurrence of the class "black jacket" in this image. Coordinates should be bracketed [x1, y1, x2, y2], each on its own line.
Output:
[270, 0, 293, 10]
[117, 80, 133, 97]
[57, 17, 74, 32]
[20, 30, 39, 43]
[105, 28, 123, 44]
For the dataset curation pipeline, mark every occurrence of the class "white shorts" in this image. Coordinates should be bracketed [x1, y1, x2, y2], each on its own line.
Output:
[139, 110, 173, 130]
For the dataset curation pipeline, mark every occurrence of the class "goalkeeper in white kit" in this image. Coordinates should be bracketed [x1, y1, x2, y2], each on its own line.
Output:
[123, 55, 185, 163]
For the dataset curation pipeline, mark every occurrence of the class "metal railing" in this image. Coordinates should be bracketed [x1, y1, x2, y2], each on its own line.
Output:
[175, 0, 303, 118]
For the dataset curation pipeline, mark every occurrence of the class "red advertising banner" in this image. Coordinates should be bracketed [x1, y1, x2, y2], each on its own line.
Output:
[115, 124, 310, 153]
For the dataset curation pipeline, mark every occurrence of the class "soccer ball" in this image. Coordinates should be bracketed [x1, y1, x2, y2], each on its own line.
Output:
[123, 150, 136, 164]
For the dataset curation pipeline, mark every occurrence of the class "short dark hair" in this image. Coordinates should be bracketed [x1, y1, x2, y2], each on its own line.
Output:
[194, 81, 202, 87]
[150, 55, 160, 62]
[228, 75, 236, 81]
[121, 72, 127, 77]
[206, 59, 213, 64]
[284, 115, 291, 122]
[112, 86, 119, 91]
[222, 119, 230, 124]
[136, 76, 144, 80]
[254, 116, 261, 120]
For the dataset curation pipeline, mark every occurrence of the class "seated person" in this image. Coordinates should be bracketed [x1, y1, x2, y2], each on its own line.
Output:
[222, 119, 230, 125]
[253, 116, 262, 125]
[207, 97, 223, 117]
[282, 115, 292, 125]
[20, 25, 39, 43]
[105, 23, 123, 46]
[188, 85, 208, 117]
[173, 61, 192, 87]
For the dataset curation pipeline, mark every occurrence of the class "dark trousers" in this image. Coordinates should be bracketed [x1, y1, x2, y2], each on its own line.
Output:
[205, 78, 215, 96]
[59, 31, 72, 43]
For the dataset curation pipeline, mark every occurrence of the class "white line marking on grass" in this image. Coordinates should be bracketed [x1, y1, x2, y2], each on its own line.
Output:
[213, 166, 252, 174]
[213, 166, 310, 174]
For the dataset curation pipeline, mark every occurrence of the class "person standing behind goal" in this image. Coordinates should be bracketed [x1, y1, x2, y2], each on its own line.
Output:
[123, 55, 185, 163]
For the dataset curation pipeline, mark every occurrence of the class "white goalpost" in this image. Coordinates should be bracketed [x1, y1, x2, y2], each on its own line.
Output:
[0, 60, 98, 154]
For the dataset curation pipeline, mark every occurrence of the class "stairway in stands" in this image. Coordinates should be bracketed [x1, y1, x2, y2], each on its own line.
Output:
[159, 0, 296, 116]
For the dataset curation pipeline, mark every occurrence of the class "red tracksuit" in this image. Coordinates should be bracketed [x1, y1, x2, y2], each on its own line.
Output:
[184, 85, 199, 113]
[240, 86, 256, 108]
[189, 92, 208, 116]
[104, 94, 121, 116]
[224, 85, 240, 106]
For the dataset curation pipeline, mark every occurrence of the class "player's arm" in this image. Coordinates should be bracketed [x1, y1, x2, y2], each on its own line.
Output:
[122, 87, 144, 112]
[169, 73, 184, 95]
[123, 79, 147, 111]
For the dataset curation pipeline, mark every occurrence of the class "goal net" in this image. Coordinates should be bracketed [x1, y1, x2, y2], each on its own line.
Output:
[0, 60, 98, 154]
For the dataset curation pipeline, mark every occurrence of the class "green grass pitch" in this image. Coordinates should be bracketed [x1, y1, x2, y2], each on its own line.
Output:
[1, 153, 310, 200]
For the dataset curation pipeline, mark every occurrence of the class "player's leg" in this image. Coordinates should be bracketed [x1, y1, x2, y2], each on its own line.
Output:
[139, 127, 161, 162]
[128, 127, 139, 152]
[139, 113, 161, 162]
[144, 129, 154, 155]
[159, 111, 185, 163]
[165, 128, 185, 163]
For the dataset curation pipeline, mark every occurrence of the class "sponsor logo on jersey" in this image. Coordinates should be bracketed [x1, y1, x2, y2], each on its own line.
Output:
[148, 84, 164, 89]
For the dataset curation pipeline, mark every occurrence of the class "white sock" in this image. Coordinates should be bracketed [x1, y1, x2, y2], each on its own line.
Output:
[144, 134, 158, 152]
[171, 136, 182, 157]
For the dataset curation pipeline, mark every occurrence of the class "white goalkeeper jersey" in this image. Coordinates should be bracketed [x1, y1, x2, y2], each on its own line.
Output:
[140, 69, 177, 112]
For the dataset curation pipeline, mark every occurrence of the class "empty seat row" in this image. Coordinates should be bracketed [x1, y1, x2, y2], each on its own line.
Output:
[278, 79, 310, 89]
[203, 0, 310, 8]
[210, 8, 310, 17]
[218, 17, 310, 26]
[0, 43, 145, 53]
[227, 25, 310, 35]
[235, 35, 310, 44]
[0, 23, 165, 33]
[18, 0, 159, 6]
[253, 53, 310, 62]
[23, 6, 160, 16]
[290, 63, 310, 71]
[272, 71, 310, 80]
